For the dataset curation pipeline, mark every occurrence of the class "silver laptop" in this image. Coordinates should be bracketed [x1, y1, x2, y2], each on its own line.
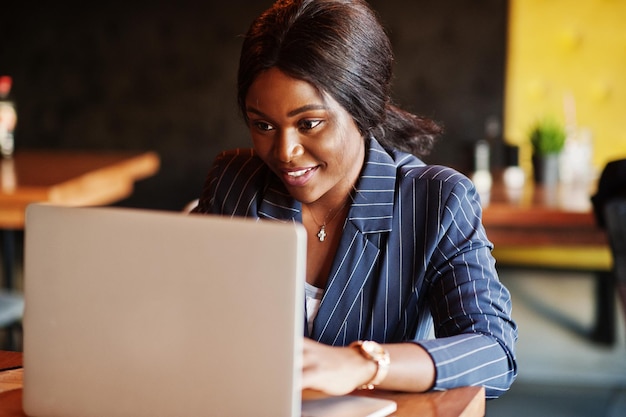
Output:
[22, 204, 395, 417]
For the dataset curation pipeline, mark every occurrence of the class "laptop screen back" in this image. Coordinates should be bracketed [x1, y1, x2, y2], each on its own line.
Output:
[22, 204, 306, 417]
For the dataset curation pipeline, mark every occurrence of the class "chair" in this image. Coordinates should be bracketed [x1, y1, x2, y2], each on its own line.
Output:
[604, 198, 626, 327]
[592, 158, 626, 339]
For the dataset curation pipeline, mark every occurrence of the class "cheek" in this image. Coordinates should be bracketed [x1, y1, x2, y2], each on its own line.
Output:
[325, 128, 360, 165]
[250, 132, 272, 158]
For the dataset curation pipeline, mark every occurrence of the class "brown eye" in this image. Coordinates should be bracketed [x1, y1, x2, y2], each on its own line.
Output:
[253, 121, 274, 132]
[299, 119, 323, 131]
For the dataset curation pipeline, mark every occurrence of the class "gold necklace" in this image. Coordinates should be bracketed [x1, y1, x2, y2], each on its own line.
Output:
[306, 201, 348, 242]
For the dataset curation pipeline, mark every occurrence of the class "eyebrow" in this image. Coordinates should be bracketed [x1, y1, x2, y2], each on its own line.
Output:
[246, 104, 328, 118]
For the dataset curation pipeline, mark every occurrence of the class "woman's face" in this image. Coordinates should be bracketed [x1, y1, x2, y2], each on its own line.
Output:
[245, 67, 365, 206]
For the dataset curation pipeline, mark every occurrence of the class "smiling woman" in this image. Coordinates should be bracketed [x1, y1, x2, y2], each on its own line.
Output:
[245, 68, 364, 212]
[192, 0, 517, 399]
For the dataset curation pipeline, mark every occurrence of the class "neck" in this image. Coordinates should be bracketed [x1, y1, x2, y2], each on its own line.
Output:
[303, 197, 350, 243]
[306, 196, 350, 225]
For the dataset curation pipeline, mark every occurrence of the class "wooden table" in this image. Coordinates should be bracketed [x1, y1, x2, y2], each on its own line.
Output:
[0, 150, 160, 229]
[0, 351, 485, 417]
[0, 150, 160, 291]
[482, 178, 616, 344]
[482, 179, 607, 248]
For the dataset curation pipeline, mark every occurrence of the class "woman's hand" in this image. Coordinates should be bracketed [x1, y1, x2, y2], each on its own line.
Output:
[301, 337, 436, 395]
[301, 337, 376, 395]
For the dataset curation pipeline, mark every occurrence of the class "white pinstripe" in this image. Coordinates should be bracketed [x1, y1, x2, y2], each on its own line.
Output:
[193, 138, 518, 398]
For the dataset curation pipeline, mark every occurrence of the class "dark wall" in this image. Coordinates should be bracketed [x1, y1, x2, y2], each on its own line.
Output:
[0, 0, 507, 211]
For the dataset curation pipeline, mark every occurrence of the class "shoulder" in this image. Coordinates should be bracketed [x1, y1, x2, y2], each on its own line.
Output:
[212, 148, 265, 173]
[389, 148, 473, 189]
[194, 148, 272, 215]
[362, 139, 475, 201]
[208, 148, 271, 186]
[387, 150, 480, 216]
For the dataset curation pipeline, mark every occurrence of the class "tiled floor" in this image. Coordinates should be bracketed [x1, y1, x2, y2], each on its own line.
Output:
[487, 269, 626, 416]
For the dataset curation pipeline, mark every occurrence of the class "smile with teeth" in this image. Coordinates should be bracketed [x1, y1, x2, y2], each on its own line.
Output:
[287, 167, 315, 177]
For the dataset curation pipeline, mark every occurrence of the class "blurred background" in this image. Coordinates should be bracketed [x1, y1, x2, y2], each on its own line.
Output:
[0, 0, 511, 210]
[3, 0, 623, 210]
[1, 0, 626, 415]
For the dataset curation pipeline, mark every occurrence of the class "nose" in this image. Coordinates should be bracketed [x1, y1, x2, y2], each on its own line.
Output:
[275, 130, 304, 163]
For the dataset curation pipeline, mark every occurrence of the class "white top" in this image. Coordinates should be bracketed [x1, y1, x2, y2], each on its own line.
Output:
[304, 282, 324, 335]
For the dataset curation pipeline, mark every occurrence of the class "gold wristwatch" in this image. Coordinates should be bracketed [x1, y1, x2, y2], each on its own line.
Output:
[349, 340, 390, 390]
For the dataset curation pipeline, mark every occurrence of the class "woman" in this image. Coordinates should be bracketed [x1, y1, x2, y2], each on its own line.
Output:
[193, 0, 517, 399]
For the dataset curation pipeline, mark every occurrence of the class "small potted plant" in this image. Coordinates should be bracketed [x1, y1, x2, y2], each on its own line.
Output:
[529, 117, 566, 185]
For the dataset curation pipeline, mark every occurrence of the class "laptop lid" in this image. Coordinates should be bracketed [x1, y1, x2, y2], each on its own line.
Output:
[22, 204, 306, 417]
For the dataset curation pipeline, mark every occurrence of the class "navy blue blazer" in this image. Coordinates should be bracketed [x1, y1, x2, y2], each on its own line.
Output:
[193, 138, 518, 398]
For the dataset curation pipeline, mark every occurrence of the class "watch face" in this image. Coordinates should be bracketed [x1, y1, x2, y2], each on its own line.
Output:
[362, 341, 384, 358]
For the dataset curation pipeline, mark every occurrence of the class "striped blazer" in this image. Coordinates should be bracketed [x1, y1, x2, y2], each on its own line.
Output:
[193, 138, 518, 398]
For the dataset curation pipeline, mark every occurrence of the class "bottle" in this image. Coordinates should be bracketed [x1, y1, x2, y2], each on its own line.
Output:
[0, 76, 17, 158]
[503, 144, 525, 202]
[470, 116, 502, 206]
[471, 139, 493, 206]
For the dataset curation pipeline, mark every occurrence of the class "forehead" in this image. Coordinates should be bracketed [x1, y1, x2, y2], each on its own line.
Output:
[246, 68, 327, 107]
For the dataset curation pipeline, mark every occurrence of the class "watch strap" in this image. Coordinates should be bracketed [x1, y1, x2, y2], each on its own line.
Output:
[349, 340, 390, 390]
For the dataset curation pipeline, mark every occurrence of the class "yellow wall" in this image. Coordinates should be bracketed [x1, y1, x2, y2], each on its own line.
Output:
[505, 0, 626, 176]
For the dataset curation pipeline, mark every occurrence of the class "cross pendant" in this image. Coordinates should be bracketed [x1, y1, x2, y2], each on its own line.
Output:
[317, 225, 327, 242]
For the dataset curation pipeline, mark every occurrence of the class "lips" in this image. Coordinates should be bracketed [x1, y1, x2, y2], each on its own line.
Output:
[281, 166, 318, 187]
[287, 168, 314, 177]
